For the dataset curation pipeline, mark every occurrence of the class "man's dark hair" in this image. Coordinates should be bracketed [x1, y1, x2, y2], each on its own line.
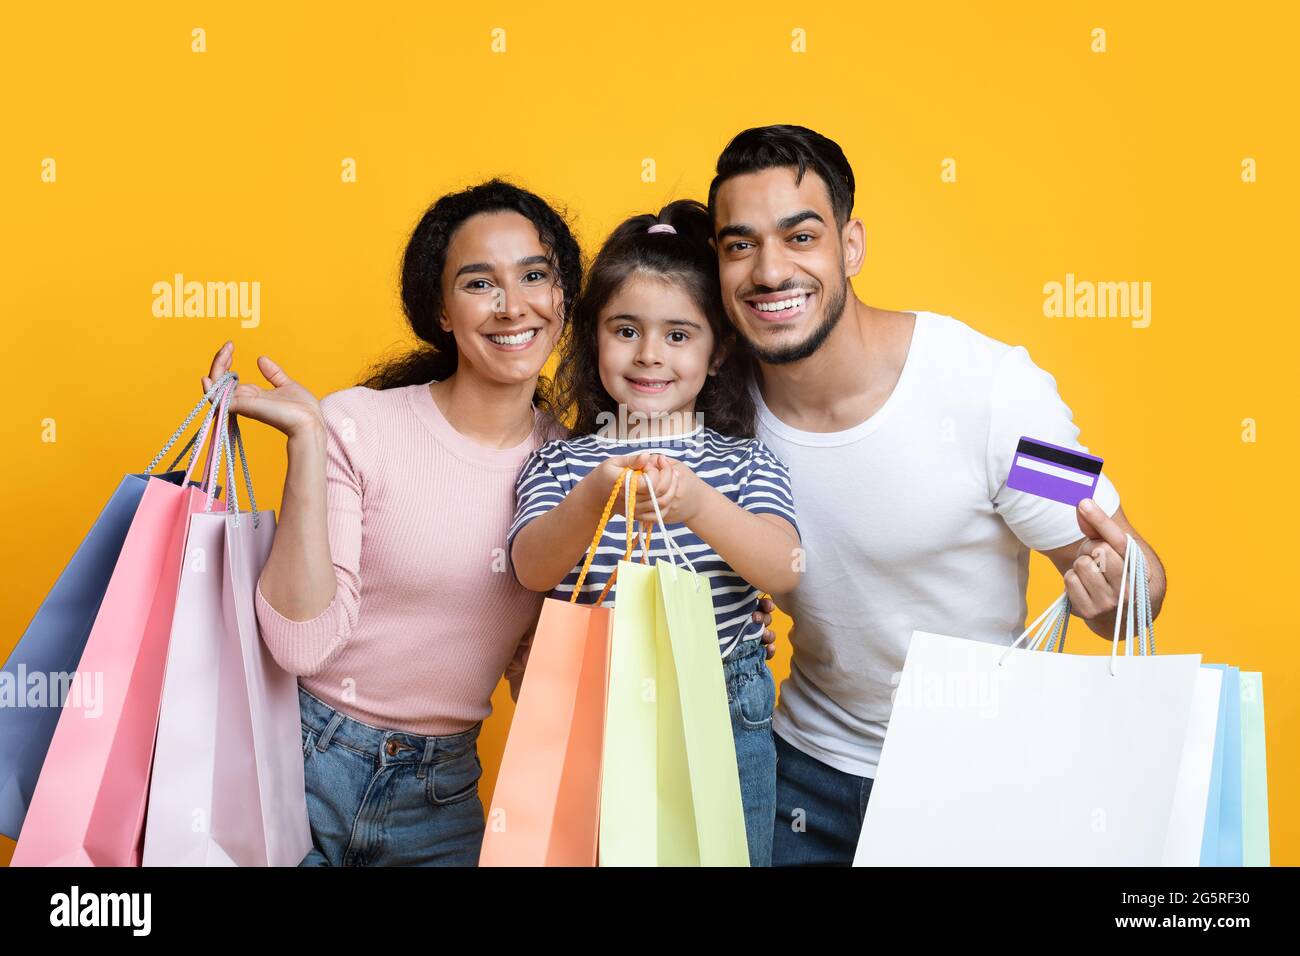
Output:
[707, 125, 856, 228]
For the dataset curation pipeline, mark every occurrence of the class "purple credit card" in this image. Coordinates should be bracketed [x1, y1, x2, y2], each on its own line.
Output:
[1006, 437, 1103, 506]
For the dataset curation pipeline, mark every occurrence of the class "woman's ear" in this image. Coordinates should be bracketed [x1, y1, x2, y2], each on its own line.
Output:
[551, 282, 566, 324]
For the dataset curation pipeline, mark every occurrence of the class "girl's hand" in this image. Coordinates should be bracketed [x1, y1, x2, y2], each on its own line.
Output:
[633, 454, 700, 526]
[202, 341, 325, 440]
[583, 452, 652, 511]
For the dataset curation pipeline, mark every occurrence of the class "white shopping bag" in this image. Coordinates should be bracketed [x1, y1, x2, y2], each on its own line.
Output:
[855, 537, 1216, 866]
[143, 383, 310, 866]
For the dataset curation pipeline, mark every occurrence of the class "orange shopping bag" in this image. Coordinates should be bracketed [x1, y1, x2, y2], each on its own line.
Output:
[479, 469, 650, 866]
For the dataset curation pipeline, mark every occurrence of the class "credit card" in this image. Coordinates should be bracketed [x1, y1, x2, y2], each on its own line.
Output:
[1006, 437, 1103, 506]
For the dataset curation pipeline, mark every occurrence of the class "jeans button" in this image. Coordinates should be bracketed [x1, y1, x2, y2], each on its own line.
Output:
[385, 740, 399, 757]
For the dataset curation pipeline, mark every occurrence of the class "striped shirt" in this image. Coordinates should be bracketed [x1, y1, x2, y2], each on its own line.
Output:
[507, 425, 799, 658]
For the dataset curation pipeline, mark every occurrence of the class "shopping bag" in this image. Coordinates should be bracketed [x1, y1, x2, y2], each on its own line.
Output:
[1239, 671, 1270, 865]
[479, 471, 647, 866]
[1, 477, 150, 839]
[854, 537, 1212, 866]
[143, 391, 310, 866]
[10, 374, 237, 866]
[600, 472, 748, 866]
[1199, 664, 1243, 866]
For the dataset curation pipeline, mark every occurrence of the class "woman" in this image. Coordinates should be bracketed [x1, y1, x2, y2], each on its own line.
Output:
[204, 180, 578, 866]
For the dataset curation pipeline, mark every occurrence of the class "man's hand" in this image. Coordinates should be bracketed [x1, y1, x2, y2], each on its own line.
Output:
[1044, 499, 1167, 639]
[754, 596, 778, 660]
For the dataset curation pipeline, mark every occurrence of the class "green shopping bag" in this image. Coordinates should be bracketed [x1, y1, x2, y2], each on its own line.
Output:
[1239, 671, 1270, 866]
[599, 469, 748, 866]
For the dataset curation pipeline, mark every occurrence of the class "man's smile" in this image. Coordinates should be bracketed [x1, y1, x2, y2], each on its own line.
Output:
[744, 291, 815, 323]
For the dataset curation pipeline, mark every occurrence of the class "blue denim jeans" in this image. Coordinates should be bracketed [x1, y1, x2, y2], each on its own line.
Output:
[296, 685, 485, 866]
[722, 638, 777, 867]
[771, 732, 875, 866]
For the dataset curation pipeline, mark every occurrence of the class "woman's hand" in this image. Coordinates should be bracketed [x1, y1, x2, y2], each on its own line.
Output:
[202, 341, 324, 439]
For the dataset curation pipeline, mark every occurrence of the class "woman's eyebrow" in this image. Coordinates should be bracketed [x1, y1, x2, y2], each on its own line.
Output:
[454, 254, 551, 279]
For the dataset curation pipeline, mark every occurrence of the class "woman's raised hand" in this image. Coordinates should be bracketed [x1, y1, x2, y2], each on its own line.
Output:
[201, 340, 325, 439]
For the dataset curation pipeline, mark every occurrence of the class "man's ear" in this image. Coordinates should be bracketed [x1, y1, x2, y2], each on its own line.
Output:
[842, 216, 867, 278]
[708, 235, 717, 253]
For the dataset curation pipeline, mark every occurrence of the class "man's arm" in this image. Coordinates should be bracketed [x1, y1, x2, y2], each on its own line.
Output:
[1040, 498, 1167, 639]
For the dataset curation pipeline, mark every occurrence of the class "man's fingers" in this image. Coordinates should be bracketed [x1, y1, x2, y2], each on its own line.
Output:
[1063, 569, 1097, 619]
[1073, 554, 1113, 607]
[1090, 543, 1124, 586]
[1077, 499, 1129, 555]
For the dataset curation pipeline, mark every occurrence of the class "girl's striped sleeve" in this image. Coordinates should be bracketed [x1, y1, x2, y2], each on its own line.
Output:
[738, 439, 799, 534]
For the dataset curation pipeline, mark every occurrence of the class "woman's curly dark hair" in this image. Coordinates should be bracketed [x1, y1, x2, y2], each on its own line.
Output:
[358, 178, 583, 415]
[552, 198, 756, 438]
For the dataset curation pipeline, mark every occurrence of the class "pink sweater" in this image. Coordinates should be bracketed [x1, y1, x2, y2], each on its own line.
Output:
[253, 380, 562, 736]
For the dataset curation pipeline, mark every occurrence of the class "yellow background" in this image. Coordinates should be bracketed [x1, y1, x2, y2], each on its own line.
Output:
[2, 2, 1295, 865]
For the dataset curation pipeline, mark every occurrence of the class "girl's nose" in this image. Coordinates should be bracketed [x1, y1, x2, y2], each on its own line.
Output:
[635, 343, 662, 366]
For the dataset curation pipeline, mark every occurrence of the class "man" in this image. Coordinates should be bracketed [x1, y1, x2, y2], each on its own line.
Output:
[706, 125, 1168, 866]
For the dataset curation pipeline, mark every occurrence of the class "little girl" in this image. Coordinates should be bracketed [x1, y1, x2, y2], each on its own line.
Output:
[507, 199, 801, 867]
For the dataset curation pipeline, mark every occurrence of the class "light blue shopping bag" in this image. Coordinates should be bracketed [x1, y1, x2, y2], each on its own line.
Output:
[1199, 663, 1243, 866]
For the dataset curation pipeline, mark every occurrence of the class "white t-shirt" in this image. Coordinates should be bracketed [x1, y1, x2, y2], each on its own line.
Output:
[757, 311, 1121, 779]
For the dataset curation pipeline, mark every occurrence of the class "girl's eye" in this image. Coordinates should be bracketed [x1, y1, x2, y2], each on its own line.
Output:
[615, 326, 639, 339]
[667, 331, 688, 344]
[523, 270, 548, 283]
[465, 279, 493, 291]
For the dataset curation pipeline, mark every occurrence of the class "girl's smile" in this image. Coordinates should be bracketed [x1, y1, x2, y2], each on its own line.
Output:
[598, 273, 716, 423]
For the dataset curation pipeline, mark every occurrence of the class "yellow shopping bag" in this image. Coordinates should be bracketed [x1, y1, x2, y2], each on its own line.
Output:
[599, 470, 749, 866]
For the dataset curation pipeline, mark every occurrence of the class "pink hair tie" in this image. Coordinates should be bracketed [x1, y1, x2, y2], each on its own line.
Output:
[647, 223, 676, 235]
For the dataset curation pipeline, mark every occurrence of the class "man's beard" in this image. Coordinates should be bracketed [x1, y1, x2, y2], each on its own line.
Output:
[744, 277, 848, 366]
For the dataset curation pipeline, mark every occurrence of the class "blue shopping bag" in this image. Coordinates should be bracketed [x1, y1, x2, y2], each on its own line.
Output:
[1199, 663, 1243, 866]
[0, 376, 229, 839]
[0, 477, 150, 838]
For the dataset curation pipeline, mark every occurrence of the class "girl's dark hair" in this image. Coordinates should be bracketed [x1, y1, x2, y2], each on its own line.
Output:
[358, 178, 583, 413]
[553, 198, 756, 438]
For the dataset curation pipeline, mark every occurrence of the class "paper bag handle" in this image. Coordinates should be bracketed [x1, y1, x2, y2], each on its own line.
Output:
[570, 466, 655, 605]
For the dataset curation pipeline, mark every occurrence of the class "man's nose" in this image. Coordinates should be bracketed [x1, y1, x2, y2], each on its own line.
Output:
[751, 240, 795, 291]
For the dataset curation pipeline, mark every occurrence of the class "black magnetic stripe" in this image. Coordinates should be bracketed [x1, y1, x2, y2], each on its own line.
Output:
[1015, 439, 1103, 475]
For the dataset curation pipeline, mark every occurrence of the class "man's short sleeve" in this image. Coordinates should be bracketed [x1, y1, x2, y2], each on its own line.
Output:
[985, 346, 1120, 551]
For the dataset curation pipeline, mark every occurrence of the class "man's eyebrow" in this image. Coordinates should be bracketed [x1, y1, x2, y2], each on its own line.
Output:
[777, 209, 825, 230]
[716, 223, 757, 243]
[716, 210, 826, 243]
[454, 255, 551, 279]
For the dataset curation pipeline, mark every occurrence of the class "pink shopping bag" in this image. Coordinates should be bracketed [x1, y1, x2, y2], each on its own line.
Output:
[144, 400, 310, 866]
[11, 375, 236, 866]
